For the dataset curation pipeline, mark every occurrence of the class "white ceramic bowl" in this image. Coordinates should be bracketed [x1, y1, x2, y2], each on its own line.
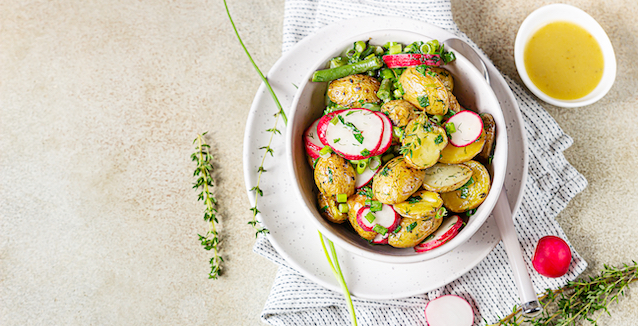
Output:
[514, 4, 616, 108]
[286, 29, 508, 264]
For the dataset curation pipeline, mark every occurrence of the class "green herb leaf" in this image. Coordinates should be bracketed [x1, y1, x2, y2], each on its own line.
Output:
[418, 94, 430, 108]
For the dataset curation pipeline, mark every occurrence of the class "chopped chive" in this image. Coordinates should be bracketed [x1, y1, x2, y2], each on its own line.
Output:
[369, 156, 382, 170]
[356, 160, 368, 174]
[333, 138, 341, 143]
[336, 193, 348, 203]
[365, 212, 376, 224]
[406, 221, 418, 232]
[353, 132, 364, 144]
[373, 224, 388, 235]
[393, 225, 402, 234]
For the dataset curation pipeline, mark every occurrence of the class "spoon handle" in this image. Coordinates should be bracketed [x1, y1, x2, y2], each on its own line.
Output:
[493, 188, 542, 317]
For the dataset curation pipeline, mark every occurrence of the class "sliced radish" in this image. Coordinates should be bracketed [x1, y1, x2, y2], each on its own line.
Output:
[317, 108, 384, 160]
[355, 164, 381, 189]
[383, 53, 442, 68]
[414, 215, 464, 253]
[425, 295, 474, 326]
[304, 118, 324, 159]
[445, 110, 484, 147]
[371, 233, 389, 244]
[356, 205, 400, 233]
[371, 112, 393, 156]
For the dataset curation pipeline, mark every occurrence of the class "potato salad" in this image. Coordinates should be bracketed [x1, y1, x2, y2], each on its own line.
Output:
[303, 40, 497, 251]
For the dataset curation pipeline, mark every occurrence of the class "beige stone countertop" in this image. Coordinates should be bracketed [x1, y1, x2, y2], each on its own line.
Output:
[1, 0, 637, 325]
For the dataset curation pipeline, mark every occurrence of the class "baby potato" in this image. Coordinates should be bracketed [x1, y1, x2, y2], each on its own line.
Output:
[439, 129, 486, 164]
[317, 192, 347, 224]
[441, 160, 491, 213]
[380, 100, 418, 127]
[401, 114, 448, 169]
[422, 163, 473, 193]
[388, 216, 443, 248]
[314, 154, 356, 198]
[399, 66, 449, 115]
[327, 74, 381, 107]
[347, 192, 376, 240]
[429, 67, 454, 91]
[372, 157, 426, 205]
[447, 91, 461, 114]
[393, 189, 443, 219]
[478, 113, 496, 162]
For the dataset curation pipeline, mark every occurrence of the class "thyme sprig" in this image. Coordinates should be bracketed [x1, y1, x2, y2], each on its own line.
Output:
[192, 132, 223, 279]
[224, 0, 287, 237]
[490, 261, 638, 326]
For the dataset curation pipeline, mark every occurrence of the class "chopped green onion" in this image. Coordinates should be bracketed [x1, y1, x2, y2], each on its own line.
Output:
[330, 56, 348, 69]
[466, 208, 476, 217]
[360, 148, 371, 157]
[356, 160, 368, 174]
[369, 156, 382, 170]
[337, 193, 348, 203]
[362, 103, 381, 111]
[406, 221, 418, 232]
[373, 224, 388, 235]
[431, 115, 444, 125]
[354, 41, 367, 53]
[338, 203, 349, 213]
[393, 225, 402, 234]
[389, 44, 402, 55]
[436, 206, 447, 219]
[319, 146, 332, 156]
[330, 116, 339, 125]
[384, 41, 398, 49]
[345, 48, 357, 57]
[370, 200, 382, 212]
[445, 122, 456, 134]
[365, 212, 376, 224]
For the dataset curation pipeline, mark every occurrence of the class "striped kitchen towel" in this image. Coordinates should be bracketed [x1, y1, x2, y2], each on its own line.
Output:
[253, 0, 589, 325]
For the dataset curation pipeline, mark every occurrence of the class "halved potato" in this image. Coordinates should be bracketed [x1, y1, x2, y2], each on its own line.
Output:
[478, 113, 496, 162]
[399, 66, 449, 115]
[429, 67, 454, 91]
[372, 157, 426, 205]
[401, 114, 448, 169]
[327, 74, 380, 108]
[314, 153, 356, 198]
[438, 129, 486, 164]
[393, 189, 443, 219]
[381, 99, 418, 127]
[346, 192, 376, 240]
[317, 192, 347, 224]
[447, 91, 461, 114]
[422, 163, 473, 193]
[388, 216, 443, 248]
[441, 160, 491, 213]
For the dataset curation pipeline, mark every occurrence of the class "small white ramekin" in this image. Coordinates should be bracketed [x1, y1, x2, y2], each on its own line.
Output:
[514, 4, 616, 108]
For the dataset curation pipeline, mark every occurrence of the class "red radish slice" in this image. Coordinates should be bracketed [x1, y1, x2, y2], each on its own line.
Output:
[371, 233, 388, 244]
[383, 53, 442, 68]
[356, 205, 400, 233]
[445, 110, 484, 147]
[318, 108, 384, 160]
[355, 164, 381, 189]
[304, 118, 324, 159]
[532, 235, 572, 278]
[425, 295, 474, 326]
[371, 112, 393, 156]
[414, 215, 464, 253]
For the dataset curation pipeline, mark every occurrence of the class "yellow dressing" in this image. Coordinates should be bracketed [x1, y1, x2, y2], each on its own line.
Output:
[524, 21, 604, 100]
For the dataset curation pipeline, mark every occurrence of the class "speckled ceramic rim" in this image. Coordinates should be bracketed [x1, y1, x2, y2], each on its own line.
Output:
[514, 4, 617, 108]
[285, 29, 508, 264]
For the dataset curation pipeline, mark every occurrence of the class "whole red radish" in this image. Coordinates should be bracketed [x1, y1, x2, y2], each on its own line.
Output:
[532, 235, 572, 278]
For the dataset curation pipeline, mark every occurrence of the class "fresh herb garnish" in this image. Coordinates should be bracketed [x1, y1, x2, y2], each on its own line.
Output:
[418, 94, 430, 108]
[406, 221, 418, 232]
[434, 134, 444, 145]
[406, 195, 422, 204]
[193, 133, 223, 279]
[360, 148, 371, 157]
[359, 186, 373, 198]
[369, 200, 383, 212]
[380, 165, 391, 176]
[373, 224, 388, 235]
[327, 167, 334, 183]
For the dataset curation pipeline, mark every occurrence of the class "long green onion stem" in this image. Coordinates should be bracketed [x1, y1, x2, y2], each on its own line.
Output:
[319, 231, 358, 326]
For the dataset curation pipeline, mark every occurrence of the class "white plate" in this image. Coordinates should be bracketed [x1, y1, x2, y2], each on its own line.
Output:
[243, 17, 528, 300]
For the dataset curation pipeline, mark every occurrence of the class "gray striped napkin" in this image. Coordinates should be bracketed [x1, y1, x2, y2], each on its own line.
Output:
[253, 0, 588, 324]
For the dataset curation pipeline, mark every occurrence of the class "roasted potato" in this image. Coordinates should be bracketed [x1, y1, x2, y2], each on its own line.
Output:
[422, 163, 473, 193]
[347, 192, 376, 240]
[380, 100, 418, 127]
[401, 114, 448, 169]
[388, 216, 443, 248]
[393, 189, 443, 219]
[317, 192, 347, 223]
[478, 113, 496, 162]
[314, 154, 356, 198]
[438, 129, 486, 164]
[399, 66, 449, 115]
[429, 67, 454, 91]
[372, 157, 426, 205]
[447, 91, 461, 114]
[327, 74, 380, 108]
[441, 160, 491, 213]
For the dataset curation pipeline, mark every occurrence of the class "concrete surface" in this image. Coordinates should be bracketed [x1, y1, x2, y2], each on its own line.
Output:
[1, 0, 636, 325]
